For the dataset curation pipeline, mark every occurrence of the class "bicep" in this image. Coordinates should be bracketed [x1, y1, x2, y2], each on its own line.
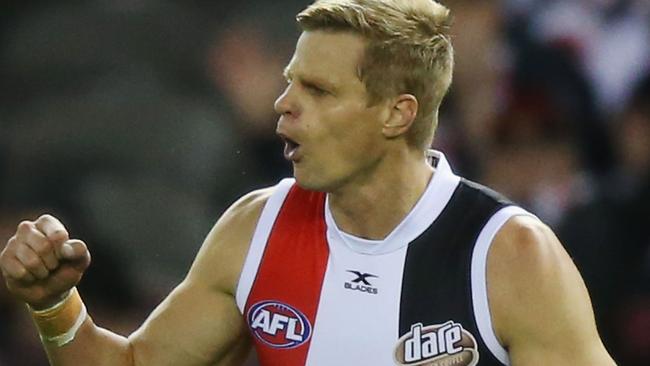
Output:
[489, 216, 615, 365]
[128, 279, 250, 366]
[125, 188, 271, 366]
[506, 262, 613, 365]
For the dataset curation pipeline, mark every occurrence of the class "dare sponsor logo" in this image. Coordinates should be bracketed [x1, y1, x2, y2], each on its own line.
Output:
[247, 300, 312, 349]
[394, 321, 479, 366]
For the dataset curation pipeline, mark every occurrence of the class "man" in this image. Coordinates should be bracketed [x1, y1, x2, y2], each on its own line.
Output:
[0, 0, 616, 365]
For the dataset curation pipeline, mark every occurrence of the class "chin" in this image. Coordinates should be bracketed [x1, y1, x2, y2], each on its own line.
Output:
[293, 167, 331, 192]
[293, 175, 325, 192]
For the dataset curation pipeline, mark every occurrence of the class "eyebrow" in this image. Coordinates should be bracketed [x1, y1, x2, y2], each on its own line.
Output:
[283, 66, 338, 92]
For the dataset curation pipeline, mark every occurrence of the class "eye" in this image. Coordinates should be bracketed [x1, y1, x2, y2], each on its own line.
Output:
[305, 83, 328, 97]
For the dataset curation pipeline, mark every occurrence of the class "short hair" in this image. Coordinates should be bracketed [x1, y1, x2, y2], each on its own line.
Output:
[297, 0, 454, 149]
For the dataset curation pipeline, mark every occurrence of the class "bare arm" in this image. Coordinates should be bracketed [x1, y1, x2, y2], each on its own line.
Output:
[0, 187, 273, 366]
[488, 215, 617, 365]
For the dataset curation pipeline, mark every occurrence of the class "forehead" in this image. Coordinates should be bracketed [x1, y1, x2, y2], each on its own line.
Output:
[287, 30, 366, 83]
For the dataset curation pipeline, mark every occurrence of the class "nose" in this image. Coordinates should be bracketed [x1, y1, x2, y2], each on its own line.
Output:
[274, 83, 300, 119]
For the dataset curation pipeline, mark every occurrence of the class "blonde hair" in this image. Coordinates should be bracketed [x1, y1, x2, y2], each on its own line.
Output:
[297, 0, 454, 149]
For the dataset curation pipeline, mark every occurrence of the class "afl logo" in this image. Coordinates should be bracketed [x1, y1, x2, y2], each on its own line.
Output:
[247, 300, 312, 349]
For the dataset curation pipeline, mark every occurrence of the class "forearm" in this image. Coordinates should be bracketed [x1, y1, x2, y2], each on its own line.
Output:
[42, 316, 134, 366]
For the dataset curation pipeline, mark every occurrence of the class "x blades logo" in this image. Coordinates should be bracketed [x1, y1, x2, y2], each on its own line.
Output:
[344, 270, 379, 295]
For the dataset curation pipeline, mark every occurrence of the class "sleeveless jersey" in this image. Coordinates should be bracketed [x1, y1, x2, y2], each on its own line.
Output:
[235, 151, 532, 366]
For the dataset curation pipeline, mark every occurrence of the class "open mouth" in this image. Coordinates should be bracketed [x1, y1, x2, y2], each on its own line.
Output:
[282, 136, 301, 161]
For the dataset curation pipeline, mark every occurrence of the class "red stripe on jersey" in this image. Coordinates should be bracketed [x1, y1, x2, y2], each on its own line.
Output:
[244, 184, 329, 366]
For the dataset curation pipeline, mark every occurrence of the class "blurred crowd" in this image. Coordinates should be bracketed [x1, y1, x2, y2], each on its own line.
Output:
[1, 0, 649, 365]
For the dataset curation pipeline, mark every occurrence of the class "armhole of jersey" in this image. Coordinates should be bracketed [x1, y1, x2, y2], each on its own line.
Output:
[470, 205, 536, 366]
[235, 178, 295, 312]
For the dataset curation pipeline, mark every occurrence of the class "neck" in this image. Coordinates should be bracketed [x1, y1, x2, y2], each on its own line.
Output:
[328, 149, 434, 240]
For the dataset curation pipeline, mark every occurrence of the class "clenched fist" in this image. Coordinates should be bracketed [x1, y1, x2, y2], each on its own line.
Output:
[0, 214, 91, 309]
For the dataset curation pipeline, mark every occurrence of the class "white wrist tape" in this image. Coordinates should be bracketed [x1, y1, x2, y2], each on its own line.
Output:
[28, 287, 89, 347]
[40, 302, 88, 347]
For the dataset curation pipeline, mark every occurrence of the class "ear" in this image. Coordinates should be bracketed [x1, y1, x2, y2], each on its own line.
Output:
[382, 94, 418, 139]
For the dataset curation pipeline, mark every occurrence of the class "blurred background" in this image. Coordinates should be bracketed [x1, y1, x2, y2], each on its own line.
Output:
[0, 0, 648, 365]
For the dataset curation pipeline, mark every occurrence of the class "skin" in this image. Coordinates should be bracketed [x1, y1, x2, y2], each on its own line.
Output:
[0, 30, 616, 365]
[276, 31, 430, 239]
[489, 216, 616, 365]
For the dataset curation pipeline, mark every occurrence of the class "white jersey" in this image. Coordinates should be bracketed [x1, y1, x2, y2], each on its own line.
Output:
[236, 151, 532, 366]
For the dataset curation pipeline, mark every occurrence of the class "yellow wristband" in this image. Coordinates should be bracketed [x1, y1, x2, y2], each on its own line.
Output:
[28, 287, 88, 347]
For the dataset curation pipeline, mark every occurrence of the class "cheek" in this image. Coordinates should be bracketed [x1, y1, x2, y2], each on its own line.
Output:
[326, 103, 379, 142]
[303, 98, 384, 165]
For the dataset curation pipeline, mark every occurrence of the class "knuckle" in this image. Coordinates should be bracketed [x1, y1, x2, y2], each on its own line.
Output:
[45, 261, 59, 271]
[31, 241, 51, 256]
[0, 238, 13, 257]
[17, 220, 33, 233]
[15, 266, 30, 279]
[23, 256, 42, 270]
[37, 213, 55, 223]
[84, 252, 92, 268]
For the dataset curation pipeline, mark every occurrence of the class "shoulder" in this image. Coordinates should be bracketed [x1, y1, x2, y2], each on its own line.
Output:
[186, 185, 278, 295]
[486, 214, 613, 363]
[205, 185, 277, 252]
[490, 215, 564, 273]
[487, 215, 573, 341]
[219, 186, 276, 226]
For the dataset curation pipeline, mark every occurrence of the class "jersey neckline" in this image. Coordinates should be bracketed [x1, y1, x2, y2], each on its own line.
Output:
[324, 150, 461, 255]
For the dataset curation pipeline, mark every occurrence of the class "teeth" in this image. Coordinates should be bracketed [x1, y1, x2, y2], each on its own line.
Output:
[283, 138, 300, 160]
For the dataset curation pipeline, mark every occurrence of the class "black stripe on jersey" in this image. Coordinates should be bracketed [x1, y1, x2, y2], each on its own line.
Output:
[398, 179, 511, 365]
